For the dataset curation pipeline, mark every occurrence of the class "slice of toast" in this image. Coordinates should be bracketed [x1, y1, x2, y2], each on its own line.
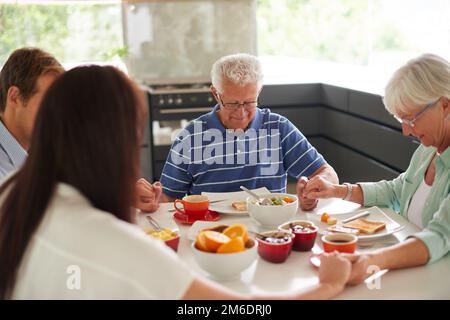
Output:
[232, 201, 247, 211]
[343, 218, 386, 234]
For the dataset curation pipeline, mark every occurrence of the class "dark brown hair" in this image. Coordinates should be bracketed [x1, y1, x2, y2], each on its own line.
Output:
[0, 65, 147, 298]
[0, 47, 64, 111]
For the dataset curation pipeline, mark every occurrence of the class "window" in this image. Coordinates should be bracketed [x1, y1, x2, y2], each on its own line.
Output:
[0, 0, 124, 69]
[1, 0, 449, 90]
[257, 0, 450, 91]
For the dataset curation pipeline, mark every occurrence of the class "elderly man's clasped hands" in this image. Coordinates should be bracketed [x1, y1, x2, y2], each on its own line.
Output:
[296, 174, 341, 211]
[296, 176, 320, 211]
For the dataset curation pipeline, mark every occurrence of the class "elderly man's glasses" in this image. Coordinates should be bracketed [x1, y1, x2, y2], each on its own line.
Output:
[394, 97, 440, 128]
[217, 93, 258, 111]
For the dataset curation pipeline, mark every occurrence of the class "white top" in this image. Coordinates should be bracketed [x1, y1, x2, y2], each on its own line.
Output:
[407, 178, 432, 229]
[10, 183, 194, 299]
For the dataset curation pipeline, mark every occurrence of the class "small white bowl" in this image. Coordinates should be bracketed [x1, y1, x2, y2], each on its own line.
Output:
[191, 239, 258, 280]
[247, 193, 298, 228]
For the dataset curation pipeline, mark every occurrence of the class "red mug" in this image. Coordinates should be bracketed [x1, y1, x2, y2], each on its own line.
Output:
[174, 195, 209, 218]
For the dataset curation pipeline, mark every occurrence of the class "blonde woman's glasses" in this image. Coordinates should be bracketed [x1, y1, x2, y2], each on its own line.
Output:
[394, 97, 440, 128]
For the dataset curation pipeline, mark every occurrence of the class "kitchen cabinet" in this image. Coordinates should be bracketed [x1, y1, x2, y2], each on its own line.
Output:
[142, 83, 417, 184]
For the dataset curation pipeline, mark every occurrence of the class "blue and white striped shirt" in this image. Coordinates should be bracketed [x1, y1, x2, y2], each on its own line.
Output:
[160, 105, 326, 198]
[0, 120, 27, 181]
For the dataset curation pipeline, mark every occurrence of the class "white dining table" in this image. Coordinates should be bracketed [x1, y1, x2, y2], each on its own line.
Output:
[141, 197, 450, 299]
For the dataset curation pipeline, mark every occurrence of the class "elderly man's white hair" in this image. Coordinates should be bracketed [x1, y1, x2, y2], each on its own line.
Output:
[211, 53, 263, 93]
[384, 53, 450, 116]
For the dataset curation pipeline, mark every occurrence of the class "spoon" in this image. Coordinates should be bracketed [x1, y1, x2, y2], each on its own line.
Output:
[248, 230, 270, 240]
[240, 186, 272, 205]
[146, 215, 163, 231]
[248, 230, 294, 243]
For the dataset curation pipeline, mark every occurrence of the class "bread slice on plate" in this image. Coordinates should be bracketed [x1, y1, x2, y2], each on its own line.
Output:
[343, 218, 386, 234]
[231, 201, 247, 211]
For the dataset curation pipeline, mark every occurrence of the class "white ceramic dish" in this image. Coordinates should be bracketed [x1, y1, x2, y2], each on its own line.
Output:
[201, 187, 269, 215]
[187, 221, 258, 241]
[201, 187, 269, 200]
[307, 206, 403, 241]
[209, 199, 248, 215]
[247, 193, 299, 228]
[191, 239, 258, 280]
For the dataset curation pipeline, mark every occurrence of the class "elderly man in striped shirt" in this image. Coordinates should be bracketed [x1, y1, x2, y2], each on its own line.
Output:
[160, 53, 338, 211]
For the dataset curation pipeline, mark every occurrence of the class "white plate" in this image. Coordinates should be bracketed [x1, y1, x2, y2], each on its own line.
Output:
[201, 187, 269, 202]
[209, 199, 248, 215]
[202, 187, 269, 215]
[307, 206, 403, 241]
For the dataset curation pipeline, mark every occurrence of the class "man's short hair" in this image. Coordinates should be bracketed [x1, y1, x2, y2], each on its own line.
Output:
[0, 47, 64, 112]
[211, 53, 263, 93]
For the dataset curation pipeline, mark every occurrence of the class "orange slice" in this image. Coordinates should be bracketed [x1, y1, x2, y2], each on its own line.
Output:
[195, 231, 211, 252]
[283, 196, 295, 203]
[222, 224, 249, 243]
[203, 231, 231, 252]
[217, 236, 245, 254]
[321, 212, 330, 223]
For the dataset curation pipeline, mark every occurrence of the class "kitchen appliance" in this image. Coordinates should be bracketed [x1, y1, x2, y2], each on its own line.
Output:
[145, 83, 216, 180]
[122, 0, 257, 85]
[122, 0, 257, 180]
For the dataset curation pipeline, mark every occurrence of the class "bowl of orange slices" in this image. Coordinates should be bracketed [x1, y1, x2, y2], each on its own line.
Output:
[191, 224, 257, 280]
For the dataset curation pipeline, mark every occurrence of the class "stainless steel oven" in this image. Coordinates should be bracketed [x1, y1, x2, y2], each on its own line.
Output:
[145, 83, 216, 180]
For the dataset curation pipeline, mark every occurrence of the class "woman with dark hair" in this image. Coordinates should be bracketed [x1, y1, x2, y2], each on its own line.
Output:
[0, 65, 351, 299]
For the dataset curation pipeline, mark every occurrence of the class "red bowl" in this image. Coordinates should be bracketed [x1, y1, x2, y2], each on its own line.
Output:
[256, 230, 294, 263]
[165, 233, 180, 252]
[278, 220, 318, 252]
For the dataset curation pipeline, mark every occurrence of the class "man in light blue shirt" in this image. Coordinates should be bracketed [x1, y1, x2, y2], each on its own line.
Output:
[0, 48, 64, 181]
[0, 48, 162, 212]
[0, 119, 27, 178]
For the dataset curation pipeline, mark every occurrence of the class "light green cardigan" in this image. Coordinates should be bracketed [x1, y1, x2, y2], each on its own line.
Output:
[359, 144, 450, 263]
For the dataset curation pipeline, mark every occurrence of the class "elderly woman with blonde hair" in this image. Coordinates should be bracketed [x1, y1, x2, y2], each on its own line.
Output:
[301, 53, 450, 284]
